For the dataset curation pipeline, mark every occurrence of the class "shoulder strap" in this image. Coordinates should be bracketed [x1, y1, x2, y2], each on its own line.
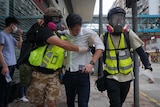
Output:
[104, 32, 130, 50]
[103, 32, 108, 63]
[103, 32, 108, 49]
[54, 31, 61, 38]
[123, 31, 131, 51]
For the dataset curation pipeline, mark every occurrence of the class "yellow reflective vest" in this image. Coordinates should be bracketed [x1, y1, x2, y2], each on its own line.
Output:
[29, 33, 67, 71]
[104, 33, 133, 75]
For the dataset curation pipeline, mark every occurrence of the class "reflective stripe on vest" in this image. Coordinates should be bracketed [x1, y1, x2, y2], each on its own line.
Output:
[104, 33, 133, 75]
[29, 35, 67, 71]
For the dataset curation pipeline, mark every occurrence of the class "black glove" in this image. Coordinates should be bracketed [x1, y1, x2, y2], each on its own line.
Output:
[145, 66, 153, 72]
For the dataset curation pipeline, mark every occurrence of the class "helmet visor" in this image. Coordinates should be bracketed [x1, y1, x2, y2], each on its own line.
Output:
[51, 16, 61, 23]
[109, 13, 125, 27]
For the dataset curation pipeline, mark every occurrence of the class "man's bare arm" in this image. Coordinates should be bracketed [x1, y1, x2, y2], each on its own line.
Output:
[0, 45, 9, 75]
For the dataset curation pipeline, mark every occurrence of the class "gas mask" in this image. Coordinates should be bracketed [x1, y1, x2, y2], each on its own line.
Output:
[12, 25, 18, 33]
[45, 16, 62, 31]
[47, 22, 62, 31]
[106, 24, 129, 34]
[51, 16, 61, 23]
[52, 17, 62, 30]
[48, 22, 57, 31]
[56, 22, 62, 30]
[108, 13, 125, 35]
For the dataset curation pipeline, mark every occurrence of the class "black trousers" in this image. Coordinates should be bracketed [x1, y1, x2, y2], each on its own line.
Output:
[0, 65, 15, 107]
[105, 78, 131, 107]
[63, 71, 90, 107]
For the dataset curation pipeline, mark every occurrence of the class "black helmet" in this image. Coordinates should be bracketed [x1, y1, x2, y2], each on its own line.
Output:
[107, 7, 126, 20]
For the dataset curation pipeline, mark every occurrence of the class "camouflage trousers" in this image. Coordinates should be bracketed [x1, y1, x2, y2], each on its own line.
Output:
[26, 71, 61, 105]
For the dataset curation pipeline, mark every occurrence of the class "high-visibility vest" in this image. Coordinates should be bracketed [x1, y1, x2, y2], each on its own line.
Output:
[29, 34, 67, 71]
[104, 33, 133, 75]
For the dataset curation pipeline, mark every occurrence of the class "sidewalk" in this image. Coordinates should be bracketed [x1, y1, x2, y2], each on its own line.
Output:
[9, 75, 158, 107]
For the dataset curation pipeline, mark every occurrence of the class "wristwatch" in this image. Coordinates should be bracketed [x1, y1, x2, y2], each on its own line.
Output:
[90, 60, 95, 66]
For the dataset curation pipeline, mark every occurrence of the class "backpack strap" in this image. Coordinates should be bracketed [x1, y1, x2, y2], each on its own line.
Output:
[103, 32, 108, 63]
[123, 31, 131, 51]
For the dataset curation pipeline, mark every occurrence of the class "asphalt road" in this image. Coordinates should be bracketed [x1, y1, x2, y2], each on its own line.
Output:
[139, 63, 160, 107]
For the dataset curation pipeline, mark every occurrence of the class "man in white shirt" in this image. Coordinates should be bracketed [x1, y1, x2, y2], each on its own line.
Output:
[62, 13, 104, 107]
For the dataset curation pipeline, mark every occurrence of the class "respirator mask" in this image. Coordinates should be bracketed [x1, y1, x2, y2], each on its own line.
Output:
[108, 13, 126, 35]
[45, 16, 62, 31]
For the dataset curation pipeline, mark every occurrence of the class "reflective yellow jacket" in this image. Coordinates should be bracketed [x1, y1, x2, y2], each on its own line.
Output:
[29, 33, 67, 71]
[104, 33, 133, 75]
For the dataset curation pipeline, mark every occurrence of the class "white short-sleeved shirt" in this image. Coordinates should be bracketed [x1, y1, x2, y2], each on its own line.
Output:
[103, 30, 144, 82]
[62, 28, 104, 72]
